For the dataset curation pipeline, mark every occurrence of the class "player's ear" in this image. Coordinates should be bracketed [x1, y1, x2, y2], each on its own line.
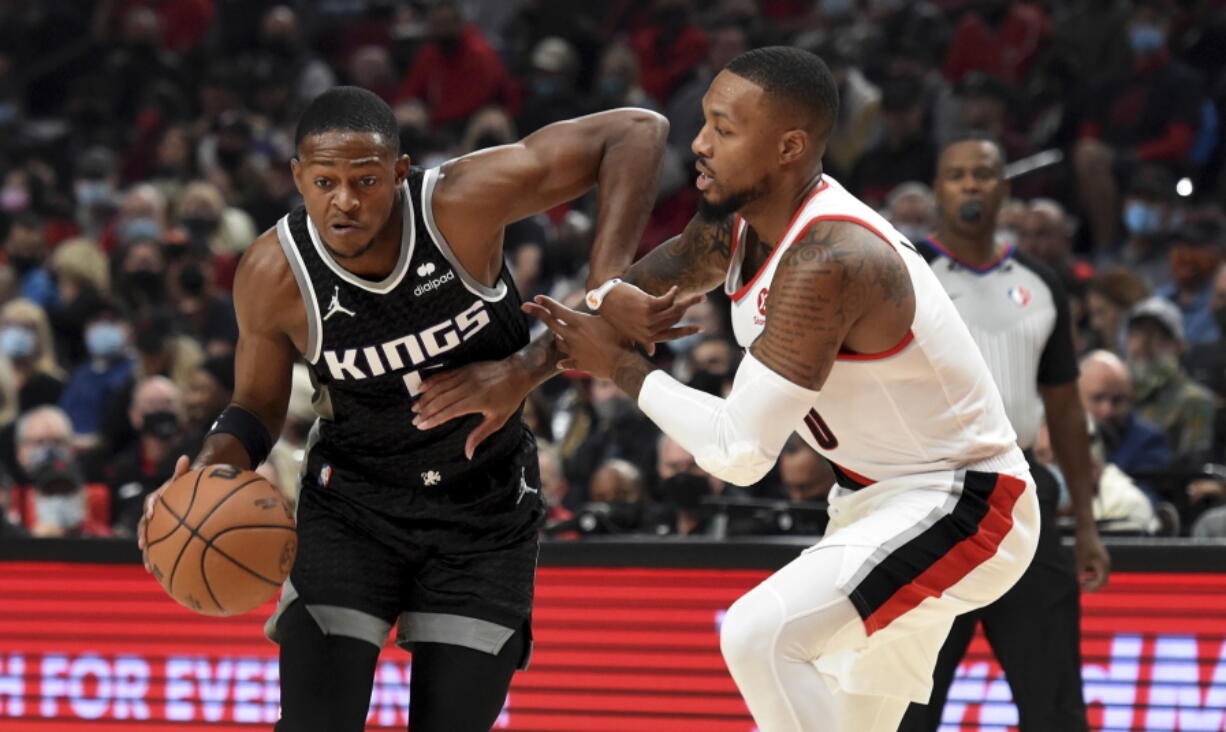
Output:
[395, 154, 411, 185]
[290, 157, 305, 196]
[779, 129, 807, 166]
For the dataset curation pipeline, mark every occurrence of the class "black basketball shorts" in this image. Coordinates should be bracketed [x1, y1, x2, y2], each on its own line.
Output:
[265, 434, 544, 669]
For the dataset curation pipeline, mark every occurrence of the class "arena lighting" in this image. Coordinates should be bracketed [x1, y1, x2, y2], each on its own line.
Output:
[1176, 177, 1194, 197]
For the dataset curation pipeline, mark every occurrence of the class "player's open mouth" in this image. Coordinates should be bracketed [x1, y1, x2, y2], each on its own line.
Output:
[696, 164, 715, 192]
[330, 223, 360, 233]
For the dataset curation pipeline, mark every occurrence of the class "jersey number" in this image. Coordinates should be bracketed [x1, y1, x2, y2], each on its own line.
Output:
[804, 409, 838, 449]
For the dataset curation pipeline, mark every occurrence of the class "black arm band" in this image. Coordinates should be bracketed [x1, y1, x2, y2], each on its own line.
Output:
[207, 405, 274, 467]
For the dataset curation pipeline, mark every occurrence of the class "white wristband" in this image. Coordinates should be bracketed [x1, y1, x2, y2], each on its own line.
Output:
[584, 278, 624, 311]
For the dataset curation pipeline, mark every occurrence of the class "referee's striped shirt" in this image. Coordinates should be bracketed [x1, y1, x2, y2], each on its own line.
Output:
[917, 236, 1079, 450]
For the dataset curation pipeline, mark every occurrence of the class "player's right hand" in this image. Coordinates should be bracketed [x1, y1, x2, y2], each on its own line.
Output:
[138, 455, 191, 572]
[412, 360, 527, 460]
[598, 283, 705, 356]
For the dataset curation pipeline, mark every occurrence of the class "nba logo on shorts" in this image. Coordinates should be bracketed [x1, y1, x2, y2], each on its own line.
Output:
[757, 288, 769, 315]
[319, 464, 333, 487]
[1007, 286, 1032, 307]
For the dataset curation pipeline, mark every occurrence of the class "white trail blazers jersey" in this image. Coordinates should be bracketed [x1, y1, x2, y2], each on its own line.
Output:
[726, 175, 1017, 487]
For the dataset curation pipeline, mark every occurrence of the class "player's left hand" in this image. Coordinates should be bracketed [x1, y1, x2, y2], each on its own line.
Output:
[596, 282, 704, 356]
[1074, 523, 1110, 591]
[412, 360, 530, 459]
[523, 295, 633, 380]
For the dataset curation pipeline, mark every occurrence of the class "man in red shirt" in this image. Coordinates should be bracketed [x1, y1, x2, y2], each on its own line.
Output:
[394, 0, 519, 138]
[942, 0, 1050, 85]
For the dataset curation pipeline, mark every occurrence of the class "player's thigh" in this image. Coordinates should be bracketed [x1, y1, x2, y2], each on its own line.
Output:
[274, 485, 407, 643]
[397, 529, 538, 668]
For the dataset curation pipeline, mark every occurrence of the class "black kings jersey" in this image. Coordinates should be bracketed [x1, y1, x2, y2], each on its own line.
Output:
[275, 166, 530, 487]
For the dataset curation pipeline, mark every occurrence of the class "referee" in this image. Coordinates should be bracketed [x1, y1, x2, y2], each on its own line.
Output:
[898, 134, 1111, 732]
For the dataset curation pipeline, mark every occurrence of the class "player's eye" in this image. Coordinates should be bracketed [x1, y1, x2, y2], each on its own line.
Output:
[314, 179, 332, 189]
[715, 127, 729, 137]
[361, 176, 378, 186]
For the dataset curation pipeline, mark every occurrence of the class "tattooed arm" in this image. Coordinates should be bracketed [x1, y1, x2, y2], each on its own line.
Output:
[410, 214, 736, 452]
[750, 220, 913, 388]
[623, 214, 736, 297]
[512, 212, 738, 389]
[524, 221, 915, 484]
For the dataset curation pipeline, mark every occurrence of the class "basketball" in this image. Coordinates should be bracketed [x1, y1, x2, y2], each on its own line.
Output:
[143, 464, 297, 616]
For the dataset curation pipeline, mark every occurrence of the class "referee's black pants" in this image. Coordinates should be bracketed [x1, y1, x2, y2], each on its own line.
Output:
[897, 457, 1089, 732]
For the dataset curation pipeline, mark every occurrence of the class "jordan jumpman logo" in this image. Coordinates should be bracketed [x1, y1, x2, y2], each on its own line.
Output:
[323, 286, 356, 321]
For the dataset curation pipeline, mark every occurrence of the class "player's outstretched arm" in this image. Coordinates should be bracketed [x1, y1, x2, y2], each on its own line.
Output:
[410, 213, 736, 450]
[525, 222, 911, 485]
[435, 108, 668, 285]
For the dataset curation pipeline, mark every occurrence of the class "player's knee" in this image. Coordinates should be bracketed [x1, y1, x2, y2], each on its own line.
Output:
[720, 586, 784, 672]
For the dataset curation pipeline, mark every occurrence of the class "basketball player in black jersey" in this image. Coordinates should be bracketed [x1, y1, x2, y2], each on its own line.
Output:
[138, 86, 696, 732]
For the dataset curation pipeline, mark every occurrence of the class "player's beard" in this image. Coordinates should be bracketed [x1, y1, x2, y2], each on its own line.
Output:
[697, 181, 767, 222]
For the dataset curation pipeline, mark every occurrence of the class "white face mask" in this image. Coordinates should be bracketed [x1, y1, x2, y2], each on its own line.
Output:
[34, 493, 86, 530]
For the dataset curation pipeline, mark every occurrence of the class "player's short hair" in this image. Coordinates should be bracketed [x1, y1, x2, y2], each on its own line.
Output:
[724, 46, 839, 135]
[942, 130, 1008, 167]
[294, 86, 399, 157]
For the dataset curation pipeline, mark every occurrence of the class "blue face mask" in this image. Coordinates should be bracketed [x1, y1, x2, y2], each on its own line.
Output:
[1123, 201, 1162, 236]
[85, 322, 126, 359]
[0, 326, 36, 360]
[1129, 25, 1164, 56]
[119, 217, 160, 244]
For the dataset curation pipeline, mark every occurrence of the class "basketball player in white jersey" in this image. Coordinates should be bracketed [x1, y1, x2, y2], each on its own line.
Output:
[414, 47, 1041, 732]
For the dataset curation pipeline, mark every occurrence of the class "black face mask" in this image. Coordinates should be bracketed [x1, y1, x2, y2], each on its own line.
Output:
[141, 410, 181, 440]
[180, 216, 218, 243]
[8, 254, 39, 275]
[178, 264, 206, 295]
[662, 473, 710, 510]
[216, 147, 245, 172]
[126, 269, 166, 300]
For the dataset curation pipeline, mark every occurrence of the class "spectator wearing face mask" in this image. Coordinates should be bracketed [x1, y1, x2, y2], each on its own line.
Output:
[1098, 165, 1184, 289]
[102, 183, 167, 254]
[115, 238, 170, 317]
[16, 405, 109, 538]
[175, 180, 256, 261]
[57, 299, 134, 448]
[0, 298, 65, 414]
[103, 375, 189, 537]
[1124, 297, 1215, 467]
[167, 250, 237, 355]
[1156, 219, 1226, 346]
[516, 36, 584, 136]
[565, 379, 659, 502]
[1074, 0, 1205, 252]
[2, 211, 57, 309]
[47, 238, 111, 367]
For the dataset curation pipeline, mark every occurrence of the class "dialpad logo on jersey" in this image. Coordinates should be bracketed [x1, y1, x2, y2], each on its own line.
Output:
[413, 268, 455, 296]
[1007, 286, 1032, 307]
[321, 299, 490, 381]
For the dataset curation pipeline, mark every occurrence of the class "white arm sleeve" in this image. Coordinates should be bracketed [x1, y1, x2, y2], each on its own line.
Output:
[637, 352, 820, 486]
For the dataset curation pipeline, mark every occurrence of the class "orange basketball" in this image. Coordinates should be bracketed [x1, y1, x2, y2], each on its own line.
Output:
[143, 464, 296, 616]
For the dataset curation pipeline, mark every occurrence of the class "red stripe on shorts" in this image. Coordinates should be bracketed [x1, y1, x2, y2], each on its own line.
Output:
[861, 472, 1026, 636]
